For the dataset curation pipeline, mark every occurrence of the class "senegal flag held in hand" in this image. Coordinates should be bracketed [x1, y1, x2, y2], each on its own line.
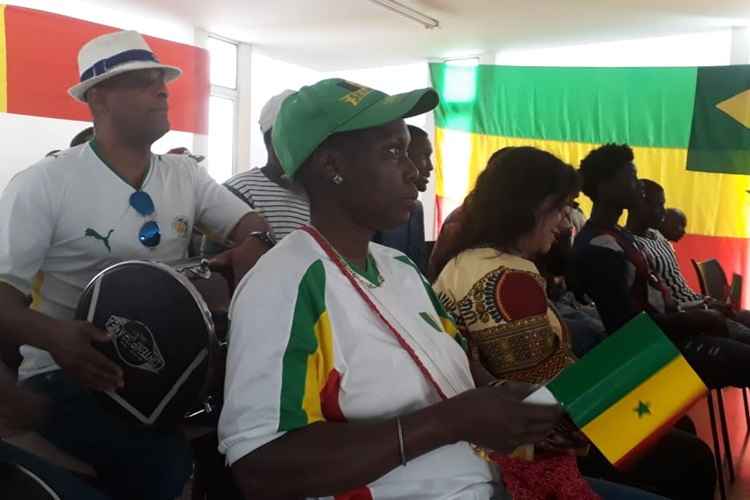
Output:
[529, 313, 706, 468]
[430, 63, 750, 307]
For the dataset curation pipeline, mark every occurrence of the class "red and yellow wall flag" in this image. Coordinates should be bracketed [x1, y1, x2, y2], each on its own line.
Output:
[0, 5, 208, 134]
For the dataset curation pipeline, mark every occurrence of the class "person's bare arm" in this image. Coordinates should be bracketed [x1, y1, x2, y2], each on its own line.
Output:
[0, 282, 123, 391]
[0, 283, 58, 352]
[207, 213, 272, 287]
[231, 384, 562, 499]
[226, 212, 271, 244]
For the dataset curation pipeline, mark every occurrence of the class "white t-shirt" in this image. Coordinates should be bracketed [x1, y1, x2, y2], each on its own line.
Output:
[218, 230, 500, 500]
[0, 143, 251, 380]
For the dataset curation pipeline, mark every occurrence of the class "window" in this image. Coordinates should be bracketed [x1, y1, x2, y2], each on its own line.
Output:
[207, 36, 239, 182]
[207, 37, 238, 89]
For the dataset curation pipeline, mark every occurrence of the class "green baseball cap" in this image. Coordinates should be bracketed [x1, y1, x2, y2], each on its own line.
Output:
[272, 78, 439, 178]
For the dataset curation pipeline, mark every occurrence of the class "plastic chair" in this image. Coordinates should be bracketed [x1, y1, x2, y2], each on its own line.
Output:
[691, 259, 740, 489]
[691, 259, 729, 302]
[729, 273, 742, 310]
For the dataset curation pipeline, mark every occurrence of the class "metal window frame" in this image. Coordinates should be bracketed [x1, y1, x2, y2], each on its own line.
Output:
[207, 34, 239, 177]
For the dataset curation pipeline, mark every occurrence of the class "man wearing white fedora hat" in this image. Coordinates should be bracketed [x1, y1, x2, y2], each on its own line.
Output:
[0, 30, 271, 499]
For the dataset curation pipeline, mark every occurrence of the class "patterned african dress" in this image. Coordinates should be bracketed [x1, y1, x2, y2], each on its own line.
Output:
[433, 247, 576, 384]
[434, 248, 600, 499]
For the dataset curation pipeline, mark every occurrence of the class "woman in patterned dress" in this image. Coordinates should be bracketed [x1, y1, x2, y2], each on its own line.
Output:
[433, 146, 714, 500]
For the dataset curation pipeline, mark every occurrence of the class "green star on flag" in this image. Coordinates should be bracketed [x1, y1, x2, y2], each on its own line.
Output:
[634, 401, 652, 418]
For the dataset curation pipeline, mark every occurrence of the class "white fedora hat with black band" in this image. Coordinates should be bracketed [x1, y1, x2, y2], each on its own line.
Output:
[68, 30, 182, 102]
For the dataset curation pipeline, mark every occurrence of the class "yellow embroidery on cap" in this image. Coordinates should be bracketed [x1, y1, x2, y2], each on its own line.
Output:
[340, 87, 373, 107]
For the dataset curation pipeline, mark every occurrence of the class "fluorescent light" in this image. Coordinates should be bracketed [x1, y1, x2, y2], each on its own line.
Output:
[367, 0, 440, 30]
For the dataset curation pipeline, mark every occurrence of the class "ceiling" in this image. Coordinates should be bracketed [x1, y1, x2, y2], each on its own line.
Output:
[105, 0, 750, 70]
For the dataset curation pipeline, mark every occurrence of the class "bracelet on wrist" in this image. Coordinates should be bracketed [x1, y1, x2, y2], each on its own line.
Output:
[396, 416, 407, 466]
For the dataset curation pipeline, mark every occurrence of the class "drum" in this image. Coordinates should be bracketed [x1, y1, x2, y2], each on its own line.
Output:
[3, 463, 61, 500]
[74, 259, 229, 428]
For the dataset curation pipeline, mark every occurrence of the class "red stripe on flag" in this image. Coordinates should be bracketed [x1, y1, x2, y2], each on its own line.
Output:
[4, 6, 208, 134]
[674, 233, 750, 309]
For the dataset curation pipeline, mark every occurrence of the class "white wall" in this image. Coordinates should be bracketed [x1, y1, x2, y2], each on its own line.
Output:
[247, 50, 322, 171]
[8, 0, 195, 44]
[496, 30, 734, 67]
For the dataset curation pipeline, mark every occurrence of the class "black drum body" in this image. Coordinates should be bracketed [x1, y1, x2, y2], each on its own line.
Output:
[75, 260, 220, 428]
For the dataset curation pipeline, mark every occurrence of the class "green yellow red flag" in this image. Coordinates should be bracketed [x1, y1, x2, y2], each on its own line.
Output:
[544, 313, 706, 467]
[430, 62, 750, 305]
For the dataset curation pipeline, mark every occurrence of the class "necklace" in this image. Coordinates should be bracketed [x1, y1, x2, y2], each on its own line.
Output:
[307, 225, 384, 289]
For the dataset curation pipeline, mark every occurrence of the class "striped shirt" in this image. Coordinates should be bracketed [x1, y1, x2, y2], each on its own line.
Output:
[224, 168, 310, 240]
[633, 229, 703, 305]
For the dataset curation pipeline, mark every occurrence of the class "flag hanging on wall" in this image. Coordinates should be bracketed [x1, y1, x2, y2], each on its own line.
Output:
[430, 63, 750, 306]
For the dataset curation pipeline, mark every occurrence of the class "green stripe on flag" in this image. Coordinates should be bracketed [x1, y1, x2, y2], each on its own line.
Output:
[429, 63, 698, 148]
[547, 313, 679, 428]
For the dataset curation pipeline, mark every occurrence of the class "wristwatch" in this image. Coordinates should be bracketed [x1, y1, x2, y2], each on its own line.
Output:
[248, 230, 276, 248]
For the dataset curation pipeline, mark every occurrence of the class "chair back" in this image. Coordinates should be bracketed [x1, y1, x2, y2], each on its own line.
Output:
[691, 258, 729, 302]
[730, 273, 743, 309]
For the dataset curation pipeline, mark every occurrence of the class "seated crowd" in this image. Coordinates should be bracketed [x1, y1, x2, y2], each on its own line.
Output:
[0, 29, 742, 500]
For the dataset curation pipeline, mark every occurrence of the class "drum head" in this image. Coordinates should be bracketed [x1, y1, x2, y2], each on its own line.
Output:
[75, 261, 215, 427]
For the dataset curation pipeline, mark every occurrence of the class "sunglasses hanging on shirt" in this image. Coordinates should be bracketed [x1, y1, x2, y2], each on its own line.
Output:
[129, 191, 161, 247]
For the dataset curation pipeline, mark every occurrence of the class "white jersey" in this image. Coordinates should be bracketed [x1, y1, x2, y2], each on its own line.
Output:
[0, 143, 251, 380]
[218, 229, 500, 500]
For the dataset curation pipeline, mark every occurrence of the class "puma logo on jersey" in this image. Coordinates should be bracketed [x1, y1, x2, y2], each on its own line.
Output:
[85, 228, 114, 252]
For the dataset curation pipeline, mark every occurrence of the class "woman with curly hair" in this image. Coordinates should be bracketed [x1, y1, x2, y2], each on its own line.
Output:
[434, 146, 713, 500]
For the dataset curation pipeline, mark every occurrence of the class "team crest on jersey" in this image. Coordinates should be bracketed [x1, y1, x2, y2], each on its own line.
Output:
[105, 315, 165, 374]
[173, 216, 190, 238]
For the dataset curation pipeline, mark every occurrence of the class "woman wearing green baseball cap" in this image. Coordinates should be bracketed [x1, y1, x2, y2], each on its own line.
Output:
[217, 79, 588, 499]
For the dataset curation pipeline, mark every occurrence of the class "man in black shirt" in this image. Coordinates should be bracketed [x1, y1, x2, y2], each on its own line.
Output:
[572, 143, 750, 389]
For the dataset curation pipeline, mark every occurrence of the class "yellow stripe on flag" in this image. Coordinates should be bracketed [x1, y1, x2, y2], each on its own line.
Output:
[0, 5, 7, 113]
[435, 128, 750, 239]
[580, 356, 705, 465]
[301, 310, 335, 424]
